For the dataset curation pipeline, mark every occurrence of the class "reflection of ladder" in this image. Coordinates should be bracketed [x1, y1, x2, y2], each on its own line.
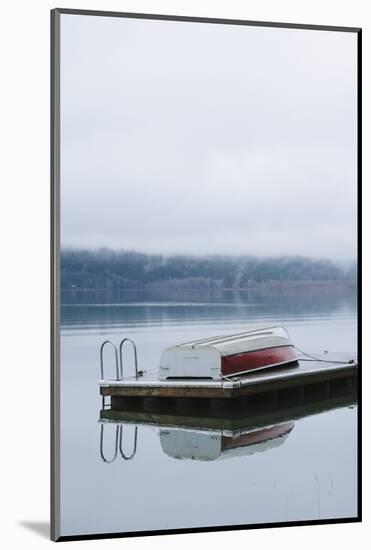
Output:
[99, 424, 138, 463]
[100, 338, 138, 380]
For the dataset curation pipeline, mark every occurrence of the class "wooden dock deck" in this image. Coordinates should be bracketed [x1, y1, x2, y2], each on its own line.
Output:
[99, 352, 357, 403]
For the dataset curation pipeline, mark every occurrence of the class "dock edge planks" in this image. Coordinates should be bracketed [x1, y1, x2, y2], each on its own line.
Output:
[99, 360, 357, 400]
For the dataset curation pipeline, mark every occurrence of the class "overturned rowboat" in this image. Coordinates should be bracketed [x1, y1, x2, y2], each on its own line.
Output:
[159, 326, 297, 380]
[99, 327, 357, 403]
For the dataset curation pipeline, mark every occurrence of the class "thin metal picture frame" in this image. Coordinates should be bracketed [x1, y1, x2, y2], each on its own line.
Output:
[51, 7, 362, 542]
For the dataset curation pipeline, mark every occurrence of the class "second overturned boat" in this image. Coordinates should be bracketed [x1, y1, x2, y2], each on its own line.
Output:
[159, 326, 298, 380]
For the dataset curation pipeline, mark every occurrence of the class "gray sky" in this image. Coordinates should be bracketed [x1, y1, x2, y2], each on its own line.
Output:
[60, 14, 357, 259]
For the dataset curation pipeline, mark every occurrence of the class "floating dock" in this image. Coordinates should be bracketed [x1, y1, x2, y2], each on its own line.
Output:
[99, 352, 357, 406]
[98, 383, 357, 463]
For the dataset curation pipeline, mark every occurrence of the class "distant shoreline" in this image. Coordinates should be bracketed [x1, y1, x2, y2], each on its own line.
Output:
[62, 281, 356, 291]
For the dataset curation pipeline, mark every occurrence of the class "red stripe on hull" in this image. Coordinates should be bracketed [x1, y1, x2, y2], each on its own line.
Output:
[221, 345, 297, 376]
[222, 422, 294, 451]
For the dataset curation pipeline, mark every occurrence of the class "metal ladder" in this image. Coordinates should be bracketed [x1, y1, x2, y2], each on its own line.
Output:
[100, 337, 139, 381]
[100, 424, 138, 463]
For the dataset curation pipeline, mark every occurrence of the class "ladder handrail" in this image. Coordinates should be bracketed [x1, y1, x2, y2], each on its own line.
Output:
[100, 340, 120, 380]
[119, 338, 138, 379]
[99, 425, 138, 463]
[99, 424, 119, 463]
[119, 426, 138, 460]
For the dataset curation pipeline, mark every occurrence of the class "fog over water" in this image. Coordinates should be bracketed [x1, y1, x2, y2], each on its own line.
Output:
[60, 15, 357, 260]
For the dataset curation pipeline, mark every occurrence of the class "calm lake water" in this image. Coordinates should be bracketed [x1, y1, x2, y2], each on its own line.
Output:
[59, 288, 358, 537]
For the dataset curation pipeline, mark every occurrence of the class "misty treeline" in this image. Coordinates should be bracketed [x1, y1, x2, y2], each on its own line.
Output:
[61, 248, 357, 290]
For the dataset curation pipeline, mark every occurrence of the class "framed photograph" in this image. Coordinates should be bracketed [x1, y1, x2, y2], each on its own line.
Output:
[51, 8, 361, 542]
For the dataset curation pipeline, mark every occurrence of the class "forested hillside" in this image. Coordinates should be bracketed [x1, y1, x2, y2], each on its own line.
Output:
[61, 248, 357, 290]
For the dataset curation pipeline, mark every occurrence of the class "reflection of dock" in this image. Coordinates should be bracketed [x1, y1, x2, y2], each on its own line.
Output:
[99, 382, 356, 462]
[100, 353, 357, 407]
[100, 380, 357, 431]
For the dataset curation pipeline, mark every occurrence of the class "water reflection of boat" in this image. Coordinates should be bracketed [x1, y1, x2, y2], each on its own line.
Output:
[159, 422, 294, 461]
[99, 383, 356, 463]
[218, 422, 294, 457]
[159, 326, 297, 380]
